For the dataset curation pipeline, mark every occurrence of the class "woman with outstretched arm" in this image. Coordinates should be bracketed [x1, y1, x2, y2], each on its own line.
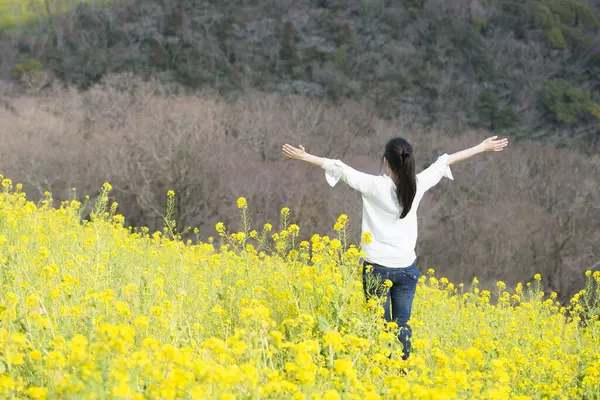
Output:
[282, 136, 509, 361]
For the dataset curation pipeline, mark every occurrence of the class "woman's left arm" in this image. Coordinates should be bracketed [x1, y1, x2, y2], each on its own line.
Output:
[447, 136, 509, 165]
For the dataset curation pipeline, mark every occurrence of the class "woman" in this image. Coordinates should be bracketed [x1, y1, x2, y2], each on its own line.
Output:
[282, 135, 509, 360]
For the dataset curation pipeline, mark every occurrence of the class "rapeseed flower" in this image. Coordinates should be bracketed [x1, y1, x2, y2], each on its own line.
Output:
[362, 231, 372, 244]
[0, 182, 597, 399]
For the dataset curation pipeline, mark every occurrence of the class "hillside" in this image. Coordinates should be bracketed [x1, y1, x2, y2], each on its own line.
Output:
[0, 184, 599, 398]
[1, 0, 600, 146]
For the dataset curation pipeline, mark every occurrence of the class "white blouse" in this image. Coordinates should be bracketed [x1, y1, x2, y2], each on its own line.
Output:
[322, 154, 454, 268]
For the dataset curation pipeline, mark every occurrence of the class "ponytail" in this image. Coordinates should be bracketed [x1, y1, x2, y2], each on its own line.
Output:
[383, 139, 417, 219]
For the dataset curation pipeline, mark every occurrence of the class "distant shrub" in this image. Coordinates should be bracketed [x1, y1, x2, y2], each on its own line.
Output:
[405, 0, 426, 13]
[588, 104, 600, 127]
[329, 49, 348, 69]
[547, 26, 568, 48]
[540, 80, 592, 125]
[9, 58, 49, 89]
[471, 16, 488, 31]
[478, 90, 520, 131]
[496, 107, 521, 130]
[533, 0, 599, 48]
[10, 58, 43, 79]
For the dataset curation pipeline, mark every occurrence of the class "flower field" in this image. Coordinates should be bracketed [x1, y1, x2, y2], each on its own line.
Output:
[0, 177, 599, 400]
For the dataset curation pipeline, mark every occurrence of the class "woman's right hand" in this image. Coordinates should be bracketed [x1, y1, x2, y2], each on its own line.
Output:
[480, 136, 509, 152]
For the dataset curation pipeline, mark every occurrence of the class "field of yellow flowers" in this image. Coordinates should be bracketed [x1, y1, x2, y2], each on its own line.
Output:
[1, 176, 599, 400]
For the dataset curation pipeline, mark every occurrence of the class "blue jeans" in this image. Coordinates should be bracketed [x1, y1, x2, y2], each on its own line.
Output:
[362, 261, 420, 360]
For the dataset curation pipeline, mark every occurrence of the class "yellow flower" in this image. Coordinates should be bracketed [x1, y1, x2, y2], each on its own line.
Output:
[323, 390, 341, 400]
[123, 283, 138, 296]
[102, 182, 112, 191]
[334, 359, 353, 375]
[167, 190, 175, 198]
[25, 295, 41, 309]
[237, 197, 247, 209]
[264, 223, 273, 232]
[288, 224, 300, 235]
[29, 350, 43, 362]
[112, 381, 132, 397]
[334, 214, 348, 231]
[346, 247, 360, 257]
[25, 387, 48, 399]
[270, 330, 284, 345]
[150, 306, 163, 317]
[215, 222, 226, 233]
[570, 296, 579, 304]
[236, 232, 246, 242]
[7, 292, 19, 305]
[362, 232, 372, 244]
[323, 331, 344, 352]
[534, 273, 541, 281]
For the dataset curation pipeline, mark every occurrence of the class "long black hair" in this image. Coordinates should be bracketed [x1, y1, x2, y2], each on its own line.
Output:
[383, 138, 417, 219]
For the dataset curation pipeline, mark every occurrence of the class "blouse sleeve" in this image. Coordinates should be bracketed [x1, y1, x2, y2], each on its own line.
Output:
[321, 159, 380, 196]
[416, 154, 454, 192]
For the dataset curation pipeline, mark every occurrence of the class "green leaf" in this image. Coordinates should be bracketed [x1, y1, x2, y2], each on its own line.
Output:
[317, 316, 331, 333]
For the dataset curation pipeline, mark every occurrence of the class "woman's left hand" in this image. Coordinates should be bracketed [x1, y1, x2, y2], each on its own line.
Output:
[480, 136, 509, 152]
[282, 144, 308, 160]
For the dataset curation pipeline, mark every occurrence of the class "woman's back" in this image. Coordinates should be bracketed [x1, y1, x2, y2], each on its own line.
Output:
[321, 154, 454, 268]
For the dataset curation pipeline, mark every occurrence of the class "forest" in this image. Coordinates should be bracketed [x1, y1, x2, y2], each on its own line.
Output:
[1, 0, 599, 145]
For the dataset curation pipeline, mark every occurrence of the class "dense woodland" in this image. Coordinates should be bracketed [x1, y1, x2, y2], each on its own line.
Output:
[0, 0, 599, 299]
[1, 0, 600, 145]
